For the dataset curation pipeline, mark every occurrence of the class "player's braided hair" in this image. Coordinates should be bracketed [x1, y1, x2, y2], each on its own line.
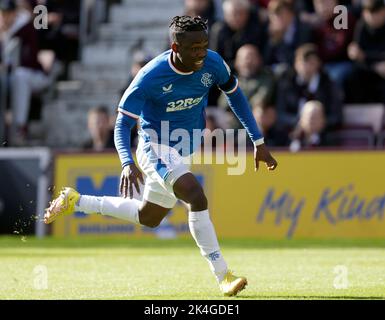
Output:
[169, 16, 208, 42]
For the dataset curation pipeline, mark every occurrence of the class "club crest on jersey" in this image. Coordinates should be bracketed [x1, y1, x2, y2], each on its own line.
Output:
[201, 73, 213, 87]
[162, 84, 173, 94]
[208, 251, 221, 261]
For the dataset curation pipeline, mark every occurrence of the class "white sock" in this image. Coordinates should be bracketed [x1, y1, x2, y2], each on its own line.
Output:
[188, 210, 228, 282]
[75, 195, 142, 225]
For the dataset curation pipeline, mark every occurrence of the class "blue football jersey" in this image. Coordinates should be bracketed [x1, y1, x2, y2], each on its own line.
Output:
[118, 49, 237, 156]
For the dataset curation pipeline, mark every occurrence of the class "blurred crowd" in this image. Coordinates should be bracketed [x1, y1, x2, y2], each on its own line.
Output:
[202, 0, 385, 150]
[0, 0, 81, 145]
[1, 0, 385, 151]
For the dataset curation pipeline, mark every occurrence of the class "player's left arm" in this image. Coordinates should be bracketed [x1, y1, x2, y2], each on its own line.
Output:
[220, 75, 278, 171]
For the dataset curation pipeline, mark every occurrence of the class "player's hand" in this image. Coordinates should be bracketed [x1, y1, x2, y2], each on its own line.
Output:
[254, 143, 278, 172]
[120, 163, 144, 199]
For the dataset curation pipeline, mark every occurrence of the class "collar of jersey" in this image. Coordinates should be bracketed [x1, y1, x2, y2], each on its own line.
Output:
[168, 52, 194, 75]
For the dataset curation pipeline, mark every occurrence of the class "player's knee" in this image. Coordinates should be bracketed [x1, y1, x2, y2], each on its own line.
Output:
[173, 174, 208, 210]
[187, 187, 207, 210]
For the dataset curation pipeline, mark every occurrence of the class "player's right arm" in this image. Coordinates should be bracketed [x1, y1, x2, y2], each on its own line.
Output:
[114, 79, 146, 198]
[114, 113, 144, 198]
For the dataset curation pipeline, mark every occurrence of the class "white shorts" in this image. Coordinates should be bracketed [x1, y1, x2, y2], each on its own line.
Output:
[136, 137, 191, 208]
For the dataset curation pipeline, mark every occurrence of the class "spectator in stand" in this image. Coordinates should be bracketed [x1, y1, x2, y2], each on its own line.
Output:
[276, 43, 342, 132]
[208, 0, 265, 106]
[184, 0, 218, 29]
[254, 0, 316, 12]
[83, 106, 115, 151]
[37, 0, 80, 76]
[253, 103, 289, 146]
[0, 0, 51, 145]
[209, 0, 265, 70]
[125, 51, 152, 90]
[346, 0, 385, 103]
[252, 0, 315, 23]
[349, 0, 366, 18]
[218, 44, 276, 128]
[308, 0, 356, 89]
[289, 100, 329, 152]
[264, 0, 313, 73]
[19, 0, 38, 13]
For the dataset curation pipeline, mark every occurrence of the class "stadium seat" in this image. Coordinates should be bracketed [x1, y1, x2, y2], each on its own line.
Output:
[328, 104, 384, 148]
[327, 124, 375, 148]
[376, 124, 385, 149]
[377, 132, 385, 148]
[343, 104, 384, 133]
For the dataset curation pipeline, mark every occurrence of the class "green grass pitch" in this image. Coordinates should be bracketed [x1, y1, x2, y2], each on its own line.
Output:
[0, 237, 384, 300]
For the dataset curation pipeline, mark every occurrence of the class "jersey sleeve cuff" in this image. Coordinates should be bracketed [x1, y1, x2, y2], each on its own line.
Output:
[253, 138, 265, 146]
[118, 107, 140, 120]
[122, 160, 135, 168]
